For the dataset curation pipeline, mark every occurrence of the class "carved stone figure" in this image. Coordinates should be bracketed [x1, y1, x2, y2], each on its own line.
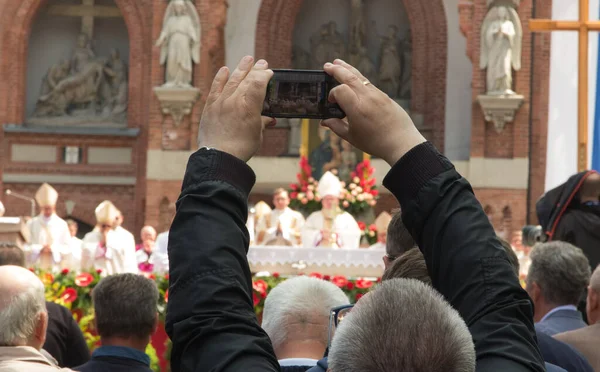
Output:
[356, 47, 377, 85]
[103, 48, 128, 115]
[480, 5, 522, 95]
[71, 33, 96, 75]
[377, 25, 402, 98]
[399, 29, 412, 99]
[310, 21, 346, 68]
[40, 59, 71, 97]
[349, 0, 367, 64]
[156, 0, 201, 87]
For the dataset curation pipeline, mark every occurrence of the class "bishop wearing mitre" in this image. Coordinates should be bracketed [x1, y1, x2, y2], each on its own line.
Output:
[302, 172, 361, 249]
[368, 212, 392, 250]
[256, 188, 305, 246]
[25, 183, 71, 271]
[81, 201, 137, 275]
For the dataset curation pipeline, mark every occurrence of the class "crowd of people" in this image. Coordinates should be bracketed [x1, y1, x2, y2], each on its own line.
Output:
[0, 56, 599, 372]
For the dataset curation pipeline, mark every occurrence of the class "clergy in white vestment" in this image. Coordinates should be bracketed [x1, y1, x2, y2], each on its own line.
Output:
[153, 230, 170, 274]
[112, 209, 139, 273]
[81, 201, 136, 275]
[302, 172, 361, 249]
[251, 201, 272, 245]
[24, 183, 70, 272]
[368, 212, 392, 250]
[256, 188, 305, 246]
[61, 219, 83, 272]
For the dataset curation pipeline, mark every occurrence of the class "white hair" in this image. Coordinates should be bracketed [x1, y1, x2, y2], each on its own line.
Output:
[329, 279, 476, 372]
[0, 279, 46, 346]
[262, 276, 349, 352]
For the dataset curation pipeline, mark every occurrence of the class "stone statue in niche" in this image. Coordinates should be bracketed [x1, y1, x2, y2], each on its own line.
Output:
[349, 0, 367, 65]
[480, 5, 522, 95]
[399, 29, 412, 100]
[376, 25, 402, 98]
[310, 21, 347, 69]
[156, 0, 201, 87]
[29, 33, 128, 127]
[355, 47, 377, 85]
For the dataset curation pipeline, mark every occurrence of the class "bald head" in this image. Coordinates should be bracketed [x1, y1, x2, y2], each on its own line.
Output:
[140, 225, 157, 242]
[0, 266, 47, 348]
[587, 265, 600, 324]
[581, 172, 600, 202]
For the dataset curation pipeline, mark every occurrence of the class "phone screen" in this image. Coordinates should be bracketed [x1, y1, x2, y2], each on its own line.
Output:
[261, 69, 345, 119]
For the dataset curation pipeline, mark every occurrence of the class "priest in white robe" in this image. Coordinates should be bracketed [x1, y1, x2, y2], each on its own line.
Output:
[81, 201, 137, 275]
[302, 172, 361, 249]
[251, 201, 271, 245]
[369, 212, 392, 250]
[113, 209, 138, 273]
[24, 183, 70, 271]
[153, 230, 170, 274]
[62, 219, 83, 272]
[256, 188, 305, 246]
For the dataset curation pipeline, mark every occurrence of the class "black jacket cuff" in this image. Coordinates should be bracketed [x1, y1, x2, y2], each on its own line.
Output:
[383, 142, 454, 207]
[181, 148, 256, 197]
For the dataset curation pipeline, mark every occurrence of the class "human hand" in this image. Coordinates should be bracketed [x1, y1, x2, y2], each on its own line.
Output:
[197, 56, 276, 162]
[322, 59, 426, 166]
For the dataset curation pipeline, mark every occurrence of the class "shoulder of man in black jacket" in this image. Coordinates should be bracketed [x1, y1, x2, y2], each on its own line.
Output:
[44, 299, 90, 368]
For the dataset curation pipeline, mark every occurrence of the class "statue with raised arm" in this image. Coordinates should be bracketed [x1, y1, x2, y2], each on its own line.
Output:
[480, 5, 522, 95]
[376, 25, 402, 98]
[156, 0, 201, 87]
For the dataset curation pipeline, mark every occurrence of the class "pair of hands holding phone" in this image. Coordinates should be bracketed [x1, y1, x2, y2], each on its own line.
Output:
[197, 56, 426, 166]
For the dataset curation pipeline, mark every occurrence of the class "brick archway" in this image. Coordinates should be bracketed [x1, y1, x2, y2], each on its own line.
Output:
[254, 0, 448, 151]
[0, 0, 151, 128]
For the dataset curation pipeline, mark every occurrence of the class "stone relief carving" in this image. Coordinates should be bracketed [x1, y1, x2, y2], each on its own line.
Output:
[29, 33, 128, 127]
[156, 0, 201, 87]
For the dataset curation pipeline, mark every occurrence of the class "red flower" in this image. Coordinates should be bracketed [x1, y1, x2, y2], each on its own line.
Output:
[368, 224, 377, 232]
[253, 292, 261, 306]
[42, 273, 54, 284]
[309, 272, 324, 279]
[96, 269, 103, 275]
[331, 275, 349, 288]
[165, 274, 170, 280]
[28, 268, 35, 273]
[60, 288, 78, 304]
[253, 279, 268, 294]
[75, 273, 94, 287]
[164, 289, 169, 303]
[371, 189, 379, 196]
[376, 277, 382, 283]
[261, 291, 267, 299]
[346, 282, 355, 290]
[301, 185, 308, 192]
[149, 274, 156, 280]
[290, 192, 298, 199]
[272, 272, 280, 278]
[357, 221, 367, 231]
[323, 275, 331, 281]
[355, 293, 364, 301]
[355, 279, 374, 289]
[61, 269, 70, 275]
[290, 184, 298, 191]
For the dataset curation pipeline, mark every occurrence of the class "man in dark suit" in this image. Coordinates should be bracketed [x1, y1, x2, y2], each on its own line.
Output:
[74, 274, 158, 372]
[0, 242, 90, 368]
[526, 241, 591, 336]
[555, 265, 600, 370]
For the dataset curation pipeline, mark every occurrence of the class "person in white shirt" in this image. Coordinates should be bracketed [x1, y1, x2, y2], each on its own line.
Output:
[81, 201, 137, 275]
[0, 201, 5, 217]
[302, 172, 361, 249]
[136, 225, 157, 273]
[24, 183, 70, 272]
[256, 188, 305, 246]
[368, 212, 392, 250]
[62, 219, 83, 272]
[153, 230, 170, 274]
[112, 209, 138, 274]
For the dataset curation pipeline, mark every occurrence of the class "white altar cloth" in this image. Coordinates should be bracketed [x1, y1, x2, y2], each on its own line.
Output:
[248, 246, 385, 277]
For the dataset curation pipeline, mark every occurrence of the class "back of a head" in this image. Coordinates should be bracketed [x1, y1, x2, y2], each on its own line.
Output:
[0, 266, 46, 347]
[527, 241, 591, 305]
[386, 210, 416, 258]
[262, 276, 349, 354]
[382, 247, 431, 285]
[590, 265, 600, 295]
[329, 279, 475, 372]
[580, 172, 600, 201]
[93, 273, 159, 340]
[0, 243, 26, 267]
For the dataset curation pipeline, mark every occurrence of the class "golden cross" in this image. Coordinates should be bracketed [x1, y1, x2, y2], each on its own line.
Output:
[530, 0, 600, 171]
[47, 0, 122, 40]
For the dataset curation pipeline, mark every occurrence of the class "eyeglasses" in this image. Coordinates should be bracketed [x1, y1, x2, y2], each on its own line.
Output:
[325, 304, 354, 357]
[101, 224, 112, 229]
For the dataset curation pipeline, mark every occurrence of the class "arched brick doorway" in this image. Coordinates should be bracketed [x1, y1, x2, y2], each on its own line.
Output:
[254, 0, 448, 151]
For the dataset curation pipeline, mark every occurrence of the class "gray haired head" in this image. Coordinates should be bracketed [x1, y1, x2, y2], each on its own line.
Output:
[527, 241, 591, 306]
[329, 278, 476, 372]
[386, 210, 416, 258]
[92, 274, 159, 340]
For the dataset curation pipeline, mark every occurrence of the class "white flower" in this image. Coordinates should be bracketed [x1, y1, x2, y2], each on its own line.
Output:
[357, 194, 365, 202]
[297, 193, 305, 199]
[353, 177, 360, 184]
[351, 190, 358, 197]
[356, 187, 363, 193]
[349, 183, 356, 190]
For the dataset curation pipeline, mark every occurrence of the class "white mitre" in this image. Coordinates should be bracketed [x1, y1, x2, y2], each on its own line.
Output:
[375, 212, 392, 234]
[95, 200, 119, 225]
[318, 171, 342, 198]
[254, 201, 272, 219]
[35, 183, 59, 207]
[0, 201, 5, 217]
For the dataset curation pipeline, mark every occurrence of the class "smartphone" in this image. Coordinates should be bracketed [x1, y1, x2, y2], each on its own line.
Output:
[262, 69, 345, 119]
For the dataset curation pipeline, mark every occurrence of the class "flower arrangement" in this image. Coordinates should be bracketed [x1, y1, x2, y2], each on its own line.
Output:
[289, 156, 379, 217]
[358, 221, 379, 245]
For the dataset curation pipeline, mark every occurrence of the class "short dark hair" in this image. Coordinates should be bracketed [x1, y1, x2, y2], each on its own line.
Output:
[0, 243, 26, 267]
[92, 274, 159, 340]
[382, 248, 431, 285]
[386, 209, 416, 258]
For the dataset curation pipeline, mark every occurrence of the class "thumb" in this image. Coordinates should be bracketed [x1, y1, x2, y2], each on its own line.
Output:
[321, 119, 350, 141]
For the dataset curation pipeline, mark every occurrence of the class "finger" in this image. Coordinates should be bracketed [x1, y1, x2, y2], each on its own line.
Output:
[328, 84, 359, 112]
[324, 63, 366, 92]
[241, 61, 274, 109]
[321, 118, 350, 141]
[221, 55, 254, 98]
[261, 116, 277, 128]
[333, 59, 368, 83]
[206, 66, 229, 106]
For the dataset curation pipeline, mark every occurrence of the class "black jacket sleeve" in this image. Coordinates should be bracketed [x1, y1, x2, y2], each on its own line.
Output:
[63, 307, 91, 368]
[165, 149, 280, 372]
[383, 142, 545, 372]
